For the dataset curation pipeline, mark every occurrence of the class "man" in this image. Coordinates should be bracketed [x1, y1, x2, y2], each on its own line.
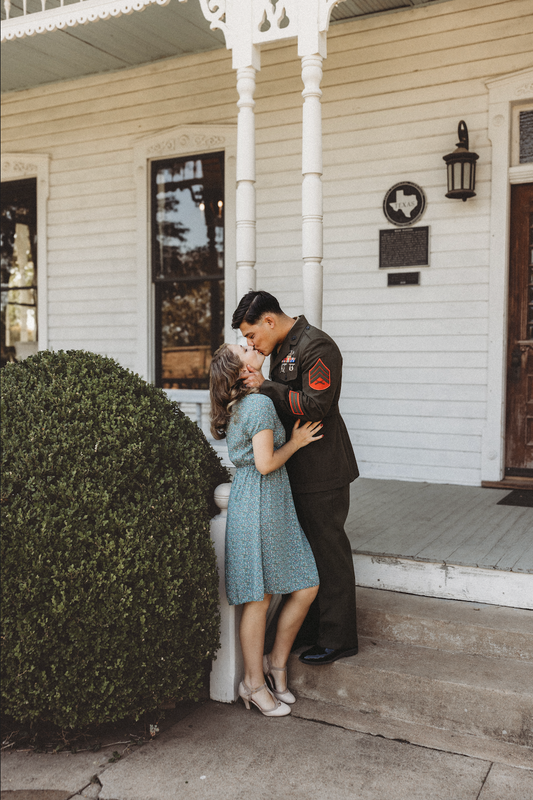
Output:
[232, 290, 359, 665]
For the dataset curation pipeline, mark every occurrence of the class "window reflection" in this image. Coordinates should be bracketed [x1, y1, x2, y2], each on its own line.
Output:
[1, 178, 38, 367]
[151, 153, 224, 389]
[159, 281, 223, 388]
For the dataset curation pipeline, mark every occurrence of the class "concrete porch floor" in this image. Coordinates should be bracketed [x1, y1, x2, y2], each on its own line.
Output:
[346, 479, 533, 609]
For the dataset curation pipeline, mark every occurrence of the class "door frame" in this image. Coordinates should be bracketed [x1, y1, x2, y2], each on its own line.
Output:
[482, 68, 533, 483]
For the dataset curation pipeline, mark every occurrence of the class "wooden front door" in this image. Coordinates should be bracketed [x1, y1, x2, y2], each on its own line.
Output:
[505, 182, 533, 475]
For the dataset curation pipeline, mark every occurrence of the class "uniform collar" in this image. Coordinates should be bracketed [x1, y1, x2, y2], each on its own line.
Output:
[270, 315, 309, 371]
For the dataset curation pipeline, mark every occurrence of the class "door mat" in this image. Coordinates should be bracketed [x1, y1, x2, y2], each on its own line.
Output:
[497, 489, 533, 508]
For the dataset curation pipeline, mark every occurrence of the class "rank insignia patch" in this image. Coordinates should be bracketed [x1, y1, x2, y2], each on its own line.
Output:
[309, 358, 331, 391]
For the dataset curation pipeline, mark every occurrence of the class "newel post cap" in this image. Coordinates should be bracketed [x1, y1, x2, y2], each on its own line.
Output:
[214, 483, 232, 514]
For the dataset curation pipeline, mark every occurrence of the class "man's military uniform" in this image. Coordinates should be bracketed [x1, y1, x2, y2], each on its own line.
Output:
[260, 315, 359, 651]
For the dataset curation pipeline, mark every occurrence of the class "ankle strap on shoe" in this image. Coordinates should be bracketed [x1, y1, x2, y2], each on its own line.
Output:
[265, 655, 287, 673]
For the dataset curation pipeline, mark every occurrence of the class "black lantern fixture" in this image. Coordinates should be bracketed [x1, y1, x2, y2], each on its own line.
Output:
[443, 121, 479, 201]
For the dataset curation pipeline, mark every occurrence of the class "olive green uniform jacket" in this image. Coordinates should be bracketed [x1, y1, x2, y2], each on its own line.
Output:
[260, 315, 359, 494]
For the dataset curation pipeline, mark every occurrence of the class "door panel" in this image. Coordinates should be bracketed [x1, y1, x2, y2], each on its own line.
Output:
[505, 182, 533, 474]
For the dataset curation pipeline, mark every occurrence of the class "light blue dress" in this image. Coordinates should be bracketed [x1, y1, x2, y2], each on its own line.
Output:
[225, 393, 319, 606]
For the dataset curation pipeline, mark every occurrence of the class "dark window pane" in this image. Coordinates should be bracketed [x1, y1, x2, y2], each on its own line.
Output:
[157, 280, 224, 389]
[152, 153, 224, 282]
[1, 178, 37, 367]
[519, 109, 533, 164]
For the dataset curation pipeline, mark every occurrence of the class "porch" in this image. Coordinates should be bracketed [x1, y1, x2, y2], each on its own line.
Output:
[209, 476, 533, 761]
[347, 478, 532, 610]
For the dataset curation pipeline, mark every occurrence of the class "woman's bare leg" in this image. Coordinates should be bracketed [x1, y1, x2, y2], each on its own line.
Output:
[240, 595, 276, 709]
[268, 585, 319, 691]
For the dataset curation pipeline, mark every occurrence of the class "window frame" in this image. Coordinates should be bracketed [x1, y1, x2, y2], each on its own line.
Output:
[0, 153, 50, 352]
[133, 126, 237, 384]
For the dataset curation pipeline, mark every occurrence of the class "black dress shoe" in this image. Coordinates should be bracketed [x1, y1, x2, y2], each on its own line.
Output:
[298, 645, 359, 665]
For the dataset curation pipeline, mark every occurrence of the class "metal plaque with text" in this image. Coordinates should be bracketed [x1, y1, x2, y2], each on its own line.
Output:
[379, 226, 429, 269]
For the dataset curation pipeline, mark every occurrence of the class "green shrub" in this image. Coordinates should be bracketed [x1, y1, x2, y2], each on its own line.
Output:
[1, 350, 229, 728]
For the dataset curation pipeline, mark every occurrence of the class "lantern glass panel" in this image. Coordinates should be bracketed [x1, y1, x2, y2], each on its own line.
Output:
[454, 162, 462, 191]
[463, 162, 471, 190]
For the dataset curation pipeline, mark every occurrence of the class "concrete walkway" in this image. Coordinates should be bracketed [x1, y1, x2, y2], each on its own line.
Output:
[2, 701, 533, 800]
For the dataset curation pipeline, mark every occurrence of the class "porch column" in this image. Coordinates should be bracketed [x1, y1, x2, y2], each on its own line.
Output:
[301, 53, 324, 329]
[235, 65, 257, 301]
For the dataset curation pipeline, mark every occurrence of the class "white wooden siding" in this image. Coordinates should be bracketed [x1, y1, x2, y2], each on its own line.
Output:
[1, 0, 532, 483]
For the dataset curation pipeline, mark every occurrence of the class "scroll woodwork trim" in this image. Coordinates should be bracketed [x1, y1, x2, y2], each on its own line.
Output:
[1, 0, 175, 42]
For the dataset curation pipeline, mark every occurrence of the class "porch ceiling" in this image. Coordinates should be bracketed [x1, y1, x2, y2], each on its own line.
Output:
[1, 0, 445, 94]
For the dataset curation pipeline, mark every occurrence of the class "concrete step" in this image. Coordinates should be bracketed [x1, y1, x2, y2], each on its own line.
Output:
[291, 697, 533, 770]
[289, 637, 533, 749]
[356, 588, 533, 661]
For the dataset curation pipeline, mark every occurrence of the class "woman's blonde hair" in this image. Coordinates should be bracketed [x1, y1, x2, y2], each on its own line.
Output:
[209, 344, 255, 439]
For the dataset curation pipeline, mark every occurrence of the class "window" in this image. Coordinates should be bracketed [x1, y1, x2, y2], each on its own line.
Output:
[511, 102, 533, 167]
[519, 109, 533, 164]
[1, 177, 38, 367]
[151, 152, 225, 389]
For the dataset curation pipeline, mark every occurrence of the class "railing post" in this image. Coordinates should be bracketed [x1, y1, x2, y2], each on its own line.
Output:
[210, 482, 242, 702]
[195, 402, 202, 427]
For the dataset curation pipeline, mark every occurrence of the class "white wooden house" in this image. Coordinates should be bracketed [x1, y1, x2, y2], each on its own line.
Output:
[2, 0, 532, 614]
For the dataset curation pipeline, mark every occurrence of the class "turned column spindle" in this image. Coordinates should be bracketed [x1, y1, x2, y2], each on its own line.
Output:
[236, 65, 257, 301]
[301, 54, 324, 329]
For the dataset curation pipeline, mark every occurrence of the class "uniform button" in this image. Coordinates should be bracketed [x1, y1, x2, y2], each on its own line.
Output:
[291, 336, 296, 341]
[306, 325, 310, 330]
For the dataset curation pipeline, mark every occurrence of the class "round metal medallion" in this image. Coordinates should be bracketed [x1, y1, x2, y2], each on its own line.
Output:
[383, 182, 426, 227]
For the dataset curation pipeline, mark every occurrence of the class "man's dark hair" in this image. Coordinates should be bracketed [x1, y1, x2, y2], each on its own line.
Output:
[231, 290, 283, 329]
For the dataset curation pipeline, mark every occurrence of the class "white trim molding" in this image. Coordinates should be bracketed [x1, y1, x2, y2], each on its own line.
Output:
[1, 0, 175, 42]
[509, 164, 533, 185]
[355, 555, 533, 610]
[482, 67, 533, 483]
[133, 125, 237, 383]
[1, 153, 50, 352]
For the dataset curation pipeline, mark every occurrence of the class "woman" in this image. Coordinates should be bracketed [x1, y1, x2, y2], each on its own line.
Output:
[210, 343, 321, 717]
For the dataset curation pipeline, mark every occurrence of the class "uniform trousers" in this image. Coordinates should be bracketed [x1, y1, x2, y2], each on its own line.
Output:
[291, 484, 358, 651]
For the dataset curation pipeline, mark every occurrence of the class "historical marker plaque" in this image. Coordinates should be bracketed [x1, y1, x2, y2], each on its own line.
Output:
[379, 226, 429, 269]
[383, 182, 426, 227]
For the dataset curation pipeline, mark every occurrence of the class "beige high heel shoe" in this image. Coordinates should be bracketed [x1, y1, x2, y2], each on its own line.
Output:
[263, 655, 296, 704]
[238, 680, 291, 717]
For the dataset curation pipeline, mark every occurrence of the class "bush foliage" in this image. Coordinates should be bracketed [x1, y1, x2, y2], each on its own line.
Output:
[1, 350, 229, 728]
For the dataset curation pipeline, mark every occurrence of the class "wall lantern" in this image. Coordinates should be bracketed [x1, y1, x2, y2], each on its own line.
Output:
[443, 121, 479, 201]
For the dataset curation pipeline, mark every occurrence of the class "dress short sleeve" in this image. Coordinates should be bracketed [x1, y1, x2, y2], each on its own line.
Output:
[243, 393, 279, 439]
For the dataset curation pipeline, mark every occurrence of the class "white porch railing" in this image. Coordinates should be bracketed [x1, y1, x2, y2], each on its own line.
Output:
[164, 388, 209, 431]
[164, 388, 232, 469]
